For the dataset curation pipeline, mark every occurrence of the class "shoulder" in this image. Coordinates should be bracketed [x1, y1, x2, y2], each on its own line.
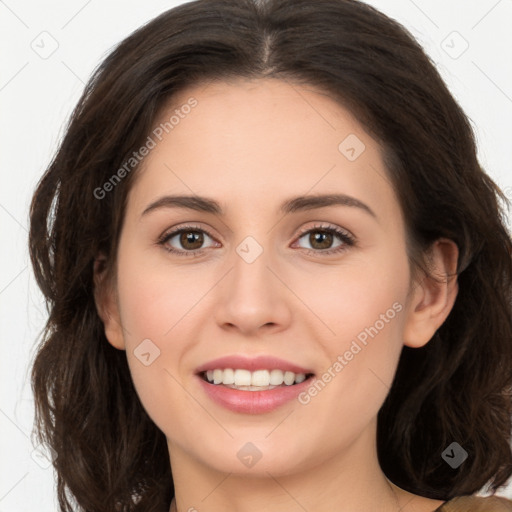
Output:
[438, 495, 512, 512]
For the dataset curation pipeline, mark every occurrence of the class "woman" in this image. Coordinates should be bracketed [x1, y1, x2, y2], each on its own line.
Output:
[29, 0, 512, 511]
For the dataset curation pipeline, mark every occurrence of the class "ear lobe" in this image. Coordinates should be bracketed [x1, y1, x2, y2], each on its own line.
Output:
[403, 239, 459, 348]
[93, 254, 126, 350]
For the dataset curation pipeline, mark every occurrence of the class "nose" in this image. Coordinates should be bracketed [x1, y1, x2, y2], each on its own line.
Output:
[213, 245, 292, 336]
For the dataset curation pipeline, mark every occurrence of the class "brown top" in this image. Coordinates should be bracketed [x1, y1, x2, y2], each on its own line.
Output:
[170, 495, 512, 511]
[435, 495, 512, 511]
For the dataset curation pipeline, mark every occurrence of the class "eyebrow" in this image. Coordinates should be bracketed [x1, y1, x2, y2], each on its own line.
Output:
[140, 193, 377, 219]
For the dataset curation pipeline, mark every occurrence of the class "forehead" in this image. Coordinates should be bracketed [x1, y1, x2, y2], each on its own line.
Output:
[127, 78, 400, 223]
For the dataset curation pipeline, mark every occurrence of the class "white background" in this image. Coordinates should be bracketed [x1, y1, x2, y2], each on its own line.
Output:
[1, 0, 511, 510]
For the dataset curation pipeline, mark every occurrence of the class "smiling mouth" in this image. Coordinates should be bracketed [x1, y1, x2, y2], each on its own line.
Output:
[199, 368, 315, 391]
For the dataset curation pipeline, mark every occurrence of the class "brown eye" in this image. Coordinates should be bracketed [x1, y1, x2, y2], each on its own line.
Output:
[179, 231, 204, 250]
[159, 226, 218, 256]
[308, 231, 334, 250]
[294, 225, 355, 256]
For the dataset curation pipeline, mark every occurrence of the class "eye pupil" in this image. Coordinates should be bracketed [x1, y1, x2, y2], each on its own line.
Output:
[310, 231, 333, 249]
[180, 231, 203, 250]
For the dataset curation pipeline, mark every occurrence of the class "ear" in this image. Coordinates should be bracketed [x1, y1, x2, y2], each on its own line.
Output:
[403, 238, 459, 348]
[93, 254, 125, 350]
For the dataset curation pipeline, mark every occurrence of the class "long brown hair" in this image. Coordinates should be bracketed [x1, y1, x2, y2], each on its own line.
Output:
[29, 0, 512, 510]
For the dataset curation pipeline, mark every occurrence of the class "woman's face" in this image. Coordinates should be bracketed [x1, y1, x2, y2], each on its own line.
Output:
[101, 78, 430, 477]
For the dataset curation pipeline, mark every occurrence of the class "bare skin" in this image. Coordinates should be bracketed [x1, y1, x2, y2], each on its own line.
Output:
[95, 78, 457, 512]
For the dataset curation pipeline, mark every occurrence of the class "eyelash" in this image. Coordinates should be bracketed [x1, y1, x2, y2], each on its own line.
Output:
[157, 223, 356, 258]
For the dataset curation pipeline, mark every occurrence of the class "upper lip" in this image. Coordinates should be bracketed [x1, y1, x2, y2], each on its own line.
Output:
[196, 355, 314, 375]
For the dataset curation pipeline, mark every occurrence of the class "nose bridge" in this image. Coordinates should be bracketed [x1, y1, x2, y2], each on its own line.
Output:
[230, 234, 275, 305]
[213, 233, 291, 333]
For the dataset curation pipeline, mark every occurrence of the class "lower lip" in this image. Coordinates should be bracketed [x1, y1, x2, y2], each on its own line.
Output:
[196, 374, 314, 414]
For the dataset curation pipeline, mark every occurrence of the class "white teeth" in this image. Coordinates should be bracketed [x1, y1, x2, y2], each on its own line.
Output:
[294, 373, 306, 383]
[283, 371, 295, 385]
[251, 370, 270, 386]
[234, 369, 252, 386]
[213, 369, 223, 384]
[222, 368, 235, 384]
[203, 368, 308, 387]
[269, 369, 284, 385]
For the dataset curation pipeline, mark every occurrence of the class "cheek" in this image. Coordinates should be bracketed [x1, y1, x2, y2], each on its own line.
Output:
[114, 246, 204, 432]
[292, 240, 409, 343]
[292, 294, 405, 460]
[292, 244, 409, 416]
[116, 243, 206, 344]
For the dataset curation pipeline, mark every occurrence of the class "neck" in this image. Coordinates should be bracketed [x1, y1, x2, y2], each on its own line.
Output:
[167, 420, 403, 512]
